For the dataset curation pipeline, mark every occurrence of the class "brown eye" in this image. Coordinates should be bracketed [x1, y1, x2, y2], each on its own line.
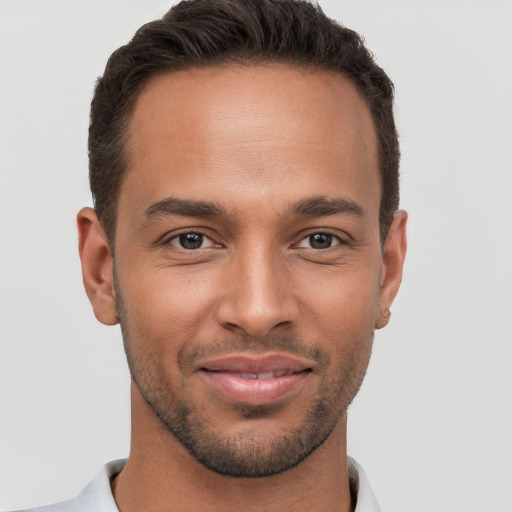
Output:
[297, 232, 342, 249]
[168, 232, 214, 250]
[309, 233, 332, 249]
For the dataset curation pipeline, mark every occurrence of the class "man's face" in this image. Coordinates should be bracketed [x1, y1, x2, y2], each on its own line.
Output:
[99, 65, 402, 477]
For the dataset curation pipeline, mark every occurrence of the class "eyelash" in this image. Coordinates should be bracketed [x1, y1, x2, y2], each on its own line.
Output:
[163, 230, 347, 251]
[165, 230, 220, 250]
[296, 232, 346, 250]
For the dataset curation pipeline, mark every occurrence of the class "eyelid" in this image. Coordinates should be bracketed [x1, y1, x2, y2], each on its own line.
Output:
[294, 229, 349, 247]
[158, 227, 350, 250]
[297, 233, 343, 249]
[163, 229, 222, 249]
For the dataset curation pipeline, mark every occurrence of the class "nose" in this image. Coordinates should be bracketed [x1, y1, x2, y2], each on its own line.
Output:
[215, 246, 300, 337]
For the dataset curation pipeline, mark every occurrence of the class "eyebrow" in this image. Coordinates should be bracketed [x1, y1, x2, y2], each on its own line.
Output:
[291, 196, 364, 218]
[143, 195, 364, 222]
[145, 197, 226, 219]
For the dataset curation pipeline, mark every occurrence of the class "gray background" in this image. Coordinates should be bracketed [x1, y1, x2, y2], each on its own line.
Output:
[1, 1, 511, 511]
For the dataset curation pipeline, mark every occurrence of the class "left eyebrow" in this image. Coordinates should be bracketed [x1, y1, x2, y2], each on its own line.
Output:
[290, 196, 364, 218]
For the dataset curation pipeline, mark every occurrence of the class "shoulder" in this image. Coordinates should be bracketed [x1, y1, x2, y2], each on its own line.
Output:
[6, 495, 84, 512]
[5, 459, 126, 512]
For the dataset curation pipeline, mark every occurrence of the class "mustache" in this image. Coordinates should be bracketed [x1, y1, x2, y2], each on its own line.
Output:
[178, 334, 330, 371]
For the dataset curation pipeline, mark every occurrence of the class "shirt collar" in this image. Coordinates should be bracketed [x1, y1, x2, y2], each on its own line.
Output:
[81, 457, 380, 512]
[348, 456, 382, 512]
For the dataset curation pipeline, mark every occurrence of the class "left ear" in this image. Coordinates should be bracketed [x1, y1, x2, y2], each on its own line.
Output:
[376, 210, 408, 329]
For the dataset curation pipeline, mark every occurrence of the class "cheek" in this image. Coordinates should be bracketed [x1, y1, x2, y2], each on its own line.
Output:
[297, 262, 381, 327]
[293, 262, 380, 371]
[118, 265, 218, 348]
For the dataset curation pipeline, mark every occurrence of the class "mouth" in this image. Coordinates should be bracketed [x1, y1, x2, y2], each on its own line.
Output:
[197, 353, 314, 405]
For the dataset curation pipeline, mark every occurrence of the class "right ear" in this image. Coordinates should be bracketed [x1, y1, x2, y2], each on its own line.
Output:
[77, 207, 118, 326]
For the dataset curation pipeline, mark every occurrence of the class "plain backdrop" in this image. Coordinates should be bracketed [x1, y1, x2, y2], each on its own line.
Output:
[1, 1, 511, 511]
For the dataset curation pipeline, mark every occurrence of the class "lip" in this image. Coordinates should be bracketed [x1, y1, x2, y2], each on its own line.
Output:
[197, 353, 314, 405]
[197, 352, 313, 373]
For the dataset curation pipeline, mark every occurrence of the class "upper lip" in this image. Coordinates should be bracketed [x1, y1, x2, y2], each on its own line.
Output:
[196, 352, 314, 374]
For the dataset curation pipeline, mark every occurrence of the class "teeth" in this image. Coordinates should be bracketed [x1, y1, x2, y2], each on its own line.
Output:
[238, 370, 287, 379]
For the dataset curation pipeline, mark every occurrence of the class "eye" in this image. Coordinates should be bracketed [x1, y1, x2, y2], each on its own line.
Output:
[297, 232, 342, 249]
[167, 232, 218, 250]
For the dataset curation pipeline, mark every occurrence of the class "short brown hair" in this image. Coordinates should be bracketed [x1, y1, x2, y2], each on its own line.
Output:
[89, 0, 399, 245]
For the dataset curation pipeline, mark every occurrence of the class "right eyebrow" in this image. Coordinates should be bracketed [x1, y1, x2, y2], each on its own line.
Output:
[144, 197, 226, 219]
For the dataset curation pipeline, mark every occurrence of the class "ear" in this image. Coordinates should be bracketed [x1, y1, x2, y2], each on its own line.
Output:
[376, 210, 408, 329]
[77, 207, 118, 326]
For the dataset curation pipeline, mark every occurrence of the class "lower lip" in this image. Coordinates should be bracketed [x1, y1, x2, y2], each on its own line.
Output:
[200, 371, 310, 405]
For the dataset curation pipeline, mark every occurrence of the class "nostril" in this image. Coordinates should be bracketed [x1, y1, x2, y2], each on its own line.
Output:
[216, 295, 300, 338]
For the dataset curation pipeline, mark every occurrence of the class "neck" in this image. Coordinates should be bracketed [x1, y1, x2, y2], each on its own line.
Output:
[112, 383, 354, 512]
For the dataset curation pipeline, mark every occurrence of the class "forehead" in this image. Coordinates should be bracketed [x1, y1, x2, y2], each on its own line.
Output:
[121, 64, 380, 221]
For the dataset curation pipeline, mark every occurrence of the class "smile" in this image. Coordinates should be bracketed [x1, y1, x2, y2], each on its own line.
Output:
[197, 353, 314, 405]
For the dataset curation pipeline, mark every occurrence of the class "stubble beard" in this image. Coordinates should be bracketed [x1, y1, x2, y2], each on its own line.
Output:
[115, 283, 374, 478]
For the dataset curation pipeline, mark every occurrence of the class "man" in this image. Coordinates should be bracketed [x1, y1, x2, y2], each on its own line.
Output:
[15, 0, 406, 510]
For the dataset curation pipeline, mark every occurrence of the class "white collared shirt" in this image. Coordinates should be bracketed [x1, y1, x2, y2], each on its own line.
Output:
[10, 457, 380, 512]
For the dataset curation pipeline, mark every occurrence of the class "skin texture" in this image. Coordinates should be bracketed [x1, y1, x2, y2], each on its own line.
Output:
[78, 64, 407, 512]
